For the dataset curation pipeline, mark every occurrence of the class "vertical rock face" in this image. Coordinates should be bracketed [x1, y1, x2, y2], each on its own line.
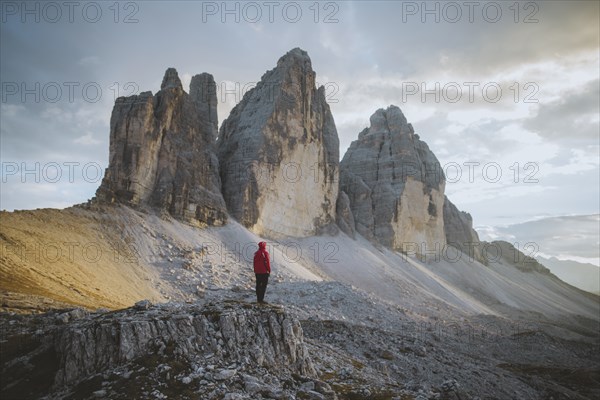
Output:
[96, 68, 227, 226]
[336, 191, 356, 238]
[217, 48, 340, 237]
[443, 197, 486, 264]
[190, 72, 219, 141]
[51, 303, 314, 387]
[0, 303, 315, 397]
[340, 105, 446, 252]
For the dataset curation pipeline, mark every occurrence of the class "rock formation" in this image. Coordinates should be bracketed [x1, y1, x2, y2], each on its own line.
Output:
[443, 196, 486, 264]
[335, 191, 355, 238]
[217, 48, 339, 238]
[340, 105, 446, 252]
[190, 72, 219, 142]
[96, 68, 227, 226]
[1, 302, 315, 399]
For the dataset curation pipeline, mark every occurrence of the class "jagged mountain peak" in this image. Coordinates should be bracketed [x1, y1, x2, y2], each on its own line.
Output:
[252, 47, 316, 97]
[217, 48, 339, 237]
[342, 106, 486, 260]
[190, 72, 219, 141]
[160, 67, 183, 90]
[95, 68, 227, 226]
[341, 106, 445, 250]
[276, 47, 312, 68]
[361, 105, 413, 139]
[373, 104, 405, 118]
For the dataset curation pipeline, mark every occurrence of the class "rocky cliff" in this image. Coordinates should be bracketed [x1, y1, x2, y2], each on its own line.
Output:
[340, 105, 446, 252]
[443, 196, 486, 264]
[217, 48, 340, 237]
[1, 302, 315, 399]
[96, 68, 227, 226]
[335, 191, 355, 238]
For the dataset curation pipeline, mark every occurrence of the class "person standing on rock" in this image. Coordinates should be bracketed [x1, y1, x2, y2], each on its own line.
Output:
[253, 241, 271, 303]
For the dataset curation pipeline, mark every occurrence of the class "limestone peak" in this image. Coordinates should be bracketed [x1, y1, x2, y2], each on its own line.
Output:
[217, 48, 339, 237]
[190, 73, 219, 141]
[161, 67, 183, 90]
[366, 105, 412, 137]
[276, 47, 312, 69]
[340, 107, 444, 250]
[96, 68, 227, 226]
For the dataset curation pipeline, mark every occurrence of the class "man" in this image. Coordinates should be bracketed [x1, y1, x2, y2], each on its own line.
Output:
[253, 241, 271, 303]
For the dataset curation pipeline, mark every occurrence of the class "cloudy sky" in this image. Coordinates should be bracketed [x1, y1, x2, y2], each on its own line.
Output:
[1, 1, 598, 261]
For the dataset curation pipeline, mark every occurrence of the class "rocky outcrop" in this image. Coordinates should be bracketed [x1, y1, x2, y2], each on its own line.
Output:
[1, 302, 314, 398]
[96, 68, 227, 226]
[54, 302, 313, 386]
[443, 196, 486, 264]
[217, 48, 340, 238]
[340, 105, 445, 252]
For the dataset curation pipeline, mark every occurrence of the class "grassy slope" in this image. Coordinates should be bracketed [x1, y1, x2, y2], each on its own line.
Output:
[0, 206, 164, 311]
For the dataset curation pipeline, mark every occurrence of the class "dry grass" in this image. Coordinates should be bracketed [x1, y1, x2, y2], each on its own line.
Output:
[0, 207, 164, 311]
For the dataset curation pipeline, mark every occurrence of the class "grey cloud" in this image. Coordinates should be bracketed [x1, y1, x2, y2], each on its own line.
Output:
[465, 166, 599, 226]
[414, 111, 520, 161]
[523, 79, 599, 140]
[334, 1, 599, 78]
[490, 214, 600, 259]
[1, 101, 110, 163]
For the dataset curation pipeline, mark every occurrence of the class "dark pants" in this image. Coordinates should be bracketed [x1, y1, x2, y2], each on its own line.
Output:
[255, 273, 269, 302]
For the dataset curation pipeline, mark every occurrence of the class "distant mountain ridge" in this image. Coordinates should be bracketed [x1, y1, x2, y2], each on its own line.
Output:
[537, 256, 600, 294]
[478, 214, 599, 292]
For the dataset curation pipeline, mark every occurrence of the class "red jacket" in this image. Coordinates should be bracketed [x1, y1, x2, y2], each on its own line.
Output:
[253, 241, 271, 274]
